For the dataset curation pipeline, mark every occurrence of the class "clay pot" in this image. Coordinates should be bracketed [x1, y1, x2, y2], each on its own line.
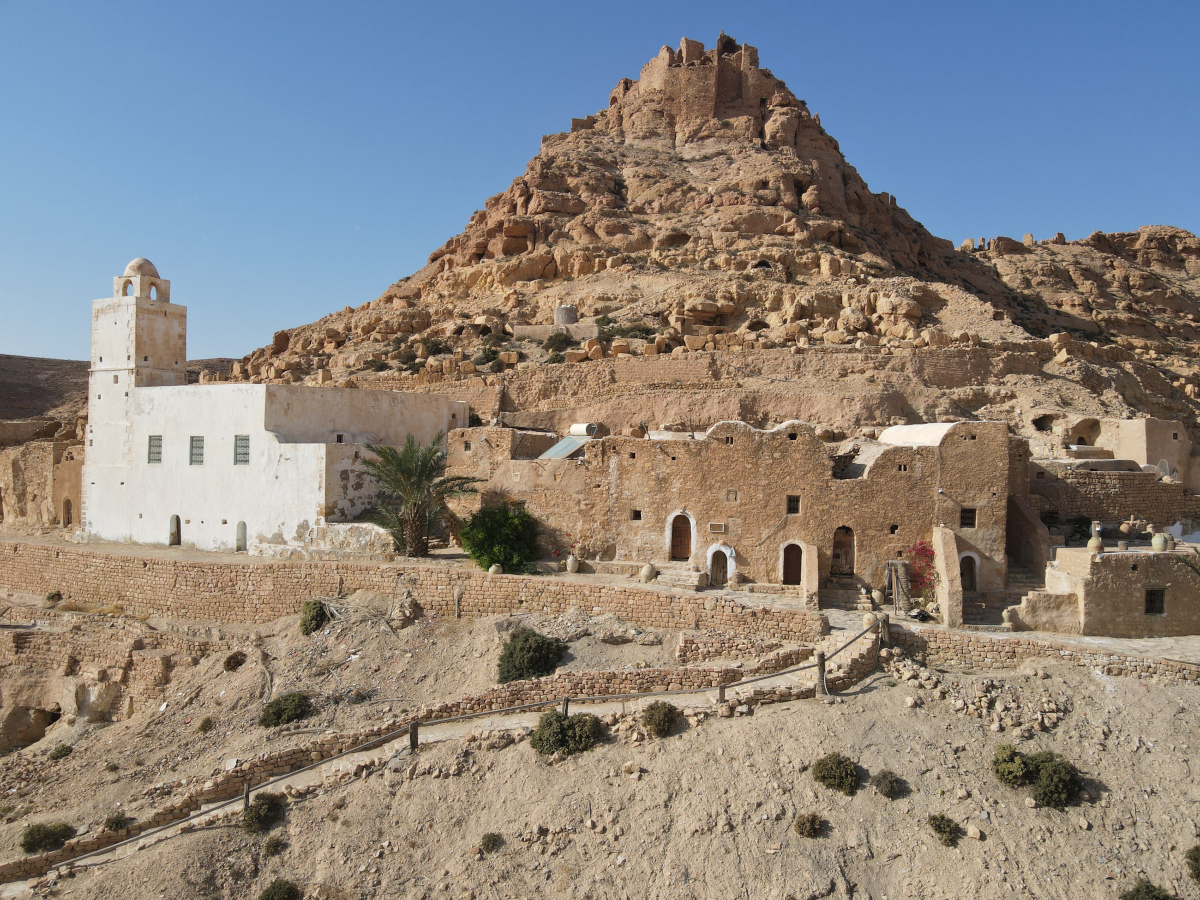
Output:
[488, 563, 503, 575]
[565, 554, 579, 574]
[1151, 533, 1168, 553]
[871, 589, 885, 605]
[640, 563, 656, 583]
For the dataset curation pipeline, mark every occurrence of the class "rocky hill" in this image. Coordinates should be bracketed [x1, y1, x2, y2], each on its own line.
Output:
[224, 36, 1197, 442]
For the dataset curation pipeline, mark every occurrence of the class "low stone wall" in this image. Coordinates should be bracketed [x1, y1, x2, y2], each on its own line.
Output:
[674, 630, 783, 663]
[1030, 469, 1200, 527]
[891, 623, 1200, 685]
[0, 541, 830, 644]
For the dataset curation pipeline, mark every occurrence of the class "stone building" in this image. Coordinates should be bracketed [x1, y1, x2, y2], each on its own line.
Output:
[81, 260, 467, 554]
[447, 418, 1012, 617]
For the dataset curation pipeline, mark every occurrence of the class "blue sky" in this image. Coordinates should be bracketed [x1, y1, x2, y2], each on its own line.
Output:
[1, 2, 1197, 361]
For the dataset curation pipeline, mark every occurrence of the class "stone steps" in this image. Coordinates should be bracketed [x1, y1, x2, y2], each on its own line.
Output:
[652, 563, 709, 591]
[818, 589, 874, 612]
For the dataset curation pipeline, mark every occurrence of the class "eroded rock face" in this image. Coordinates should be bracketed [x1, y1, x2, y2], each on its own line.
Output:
[229, 34, 1198, 446]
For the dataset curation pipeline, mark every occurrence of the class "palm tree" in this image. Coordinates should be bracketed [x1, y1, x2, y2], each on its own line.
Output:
[360, 432, 481, 556]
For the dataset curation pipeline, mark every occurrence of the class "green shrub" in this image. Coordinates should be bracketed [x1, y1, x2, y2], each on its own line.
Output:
[793, 812, 824, 838]
[529, 710, 602, 756]
[479, 832, 504, 853]
[48, 744, 72, 761]
[46, 590, 62, 603]
[459, 503, 539, 573]
[869, 769, 908, 799]
[258, 878, 301, 900]
[224, 650, 247, 672]
[244, 792, 286, 833]
[423, 336, 449, 357]
[103, 812, 131, 832]
[262, 835, 287, 857]
[497, 629, 565, 683]
[545, 351, 565, 365]
[473, 346, 500, 367]
[299, 600, 328, 635]
[992, 744, 1031, 788]
[197, 716, 214, 734]
[20, 822, 75, 853]
[927, 813, 959, 847]
[812, 752, 858, 796]
[1029, 753, 1082, 808]
[259, 692, 313, 727]
[394, 348, 420, 373]
[364, 359, 389, 372]
[542, 332, 576, 353]
[991, 745, 1081, 808]
[468, 412, 483, 428]
[642, 701, 679, 738]
[104, 761, 119, 773]
[1187, 845, 1200, 884]
[594, 315, 614, 327]
[1119, 879, 1175, 900]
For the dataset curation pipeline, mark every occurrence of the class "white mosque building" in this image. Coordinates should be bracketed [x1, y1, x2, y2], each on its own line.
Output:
[81, 259, 466, 554]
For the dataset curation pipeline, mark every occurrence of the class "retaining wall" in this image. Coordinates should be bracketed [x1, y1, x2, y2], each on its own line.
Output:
[0, 540, 830, 644]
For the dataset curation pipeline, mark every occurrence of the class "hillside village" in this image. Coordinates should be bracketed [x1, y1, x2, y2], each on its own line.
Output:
[2, 33, 1200, 900]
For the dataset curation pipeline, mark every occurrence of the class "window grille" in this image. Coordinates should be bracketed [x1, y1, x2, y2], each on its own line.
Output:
[960, 508, 977, 529]
[786, 495, 800, 515]
[148, 435, 162, 464]
[234, 435, 250, 465]
[189, 436, 204, 466]
[1145, 588, 1165, 616]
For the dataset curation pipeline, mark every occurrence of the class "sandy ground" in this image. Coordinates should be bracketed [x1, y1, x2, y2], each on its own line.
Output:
[0, 601, 1198, 900]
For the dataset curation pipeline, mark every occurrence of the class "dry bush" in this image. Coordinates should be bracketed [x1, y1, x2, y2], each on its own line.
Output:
[642, 701, 680, 738]
[927, 814, 960, 847]
[812, 752, 858, 795]
[793, 812, 824, 838]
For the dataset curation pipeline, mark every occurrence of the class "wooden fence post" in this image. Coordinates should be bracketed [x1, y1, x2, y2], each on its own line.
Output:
[409, 721, 419, 752]
[561, 698, 570, 716]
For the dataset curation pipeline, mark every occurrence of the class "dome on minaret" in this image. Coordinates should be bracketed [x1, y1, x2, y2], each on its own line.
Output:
[123, 258, 160, 278]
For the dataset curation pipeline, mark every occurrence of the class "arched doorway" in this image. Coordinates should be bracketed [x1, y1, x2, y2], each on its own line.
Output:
[960, 555, 978, 592]
[782, 544, 803, 585]
[670, 515, 691, 560]
[831, 527, 855, 577]
[710, 550, 728, 586]
[62, 499, 72, 528]
[236, 521, 247, 552]
[169, 515, 181, 547]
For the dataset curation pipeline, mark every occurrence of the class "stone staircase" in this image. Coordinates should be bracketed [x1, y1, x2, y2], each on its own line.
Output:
[652, 562, 709, 591]
[817, 587, 875, 612]
[962, 565, 1044, 629]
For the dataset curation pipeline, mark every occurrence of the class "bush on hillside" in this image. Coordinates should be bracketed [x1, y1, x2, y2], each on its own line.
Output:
[812, 752, 859, 795]
[497, 629, 566, 683]
[642, 701, 680, 738]
[299, 599, 328, 635]
[1119, 880, 1175, 900]
[991, 745, 1081, 808]
[224, 650, 247, 671]
[1187, 845, 1200, 884]
[869, 769, 908, 799]
[48, 744, 72, 761]
[542, 332, 577, 353]
[479, 832, 504, 853]
[793, 812, 824, 838]
[458, 503, 540, 573]
[244, 792, 286, 833]
[927, 813, 960, 846]
[262, 834, 288, 857]
[258, 878, 301, 900]
[103, 812, 132, 832]
[258, 692, 313, 727]
[20, 822, 75, 853]
[197, 716, 214, 734]
[529, 710, 602, 756]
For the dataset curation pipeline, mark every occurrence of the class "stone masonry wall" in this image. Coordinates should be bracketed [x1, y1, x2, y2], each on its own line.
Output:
[891, 623, 1200, 685]
[0, 541, 829, 644]
[1030, 469, 1200, 527]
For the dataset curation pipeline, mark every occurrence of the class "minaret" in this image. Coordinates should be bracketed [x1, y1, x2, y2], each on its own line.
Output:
[81, 259, 187, 537]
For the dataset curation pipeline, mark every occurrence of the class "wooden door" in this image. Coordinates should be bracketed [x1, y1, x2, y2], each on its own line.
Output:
[670, 515, 691, 560]
[783, 544, 803, 585]
[710, 550, 728, 586]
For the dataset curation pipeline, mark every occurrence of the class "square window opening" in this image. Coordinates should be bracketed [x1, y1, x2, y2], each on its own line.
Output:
[786, 495, 800, 515]
[724, 436, 734, 445]
[787, 433, 798, 441]
[629, 452, 636, 459]
[889, 524, 898, 534]
[631, 509, 642, 521]
[464, 441, 472, 451]
[960, 508, 977, 529]
[898, 464, 908, 472]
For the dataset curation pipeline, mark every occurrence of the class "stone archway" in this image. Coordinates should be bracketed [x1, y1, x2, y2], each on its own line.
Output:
[831, 527, 855, 577]
[959, 553, 978, 593]
[782, 543, 803, 585]
[710, 550, 728, 586]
